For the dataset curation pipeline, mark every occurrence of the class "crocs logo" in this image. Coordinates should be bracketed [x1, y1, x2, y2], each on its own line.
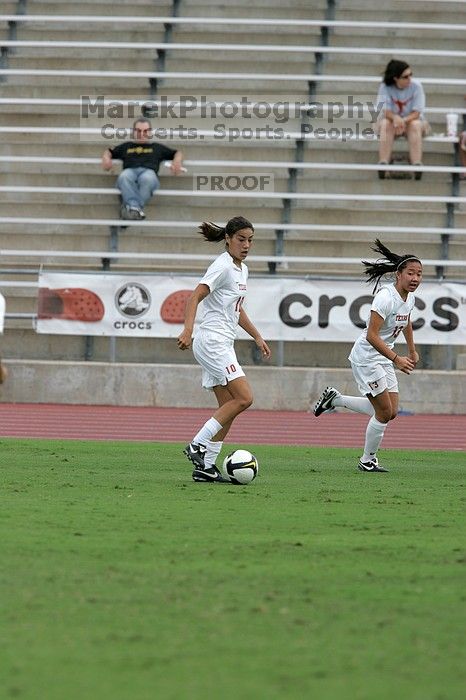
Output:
[115, 283, 151, 318]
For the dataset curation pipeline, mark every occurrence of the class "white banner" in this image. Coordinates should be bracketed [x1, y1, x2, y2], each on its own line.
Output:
[36, 272, 466, 345]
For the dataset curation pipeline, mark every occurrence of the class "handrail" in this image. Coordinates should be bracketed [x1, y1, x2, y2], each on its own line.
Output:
[0, 155, 464, 174]
[1, 218, 465, 237]
[0, 125, 457, 143]
[1, 250, 465, 267]
[1, 15, 466, 31]
[1, 40, 465, 58]
[1, 185, 465, 204]
[0, 98, 464, 115]
[1, 68, 465, 85]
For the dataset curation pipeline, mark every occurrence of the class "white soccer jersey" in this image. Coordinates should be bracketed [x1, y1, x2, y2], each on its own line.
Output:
[349, 285, 415, 365]
[197, 251, 248, 340]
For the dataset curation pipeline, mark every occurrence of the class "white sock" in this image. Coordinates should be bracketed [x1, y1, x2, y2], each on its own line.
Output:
[205, 440, 223, 468]
[362, 416, 387, 462]
[334, 394, 374, 416]
[193, 417, 222, 446]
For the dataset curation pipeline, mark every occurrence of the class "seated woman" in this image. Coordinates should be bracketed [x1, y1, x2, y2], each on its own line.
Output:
[376, 59, 430, 180]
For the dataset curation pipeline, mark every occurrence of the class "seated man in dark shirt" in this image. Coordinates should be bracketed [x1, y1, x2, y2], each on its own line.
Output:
[101, 118, 184, 220]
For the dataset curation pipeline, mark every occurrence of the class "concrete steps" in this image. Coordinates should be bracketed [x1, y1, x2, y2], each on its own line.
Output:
[22, 0, 172, 15]
[1, 0, 465, 372]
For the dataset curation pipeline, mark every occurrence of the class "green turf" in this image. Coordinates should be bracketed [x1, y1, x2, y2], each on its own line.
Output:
[1, 439, 465, 700]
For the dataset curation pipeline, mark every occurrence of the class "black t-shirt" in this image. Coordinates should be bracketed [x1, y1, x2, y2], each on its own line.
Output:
[110, 141, 177, 173]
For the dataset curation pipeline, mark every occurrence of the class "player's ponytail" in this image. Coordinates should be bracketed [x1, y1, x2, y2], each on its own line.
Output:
[362, 239, 421, 293]
[199, 216, 254, 243]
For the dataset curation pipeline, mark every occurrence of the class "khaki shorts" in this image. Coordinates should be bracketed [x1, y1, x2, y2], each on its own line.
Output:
[351, 361, 398, 397]
[193, 330, 245, 390]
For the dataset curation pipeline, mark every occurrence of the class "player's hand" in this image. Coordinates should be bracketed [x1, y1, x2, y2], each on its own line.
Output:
[255, 337, 271, 360]
[408, 350, 419, 366]
[177, 329, 192, 350]
[395, 355, 415, 374]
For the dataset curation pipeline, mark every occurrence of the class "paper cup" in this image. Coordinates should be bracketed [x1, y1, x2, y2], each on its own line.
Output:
[446, 113, 459, 137]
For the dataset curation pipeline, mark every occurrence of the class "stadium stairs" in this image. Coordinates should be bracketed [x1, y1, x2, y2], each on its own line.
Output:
[0, 0, 465, 411]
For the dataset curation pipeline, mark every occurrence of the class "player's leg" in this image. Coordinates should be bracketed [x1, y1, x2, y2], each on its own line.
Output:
[188, 380, 250, 483]
[358, 391, 391, 471]
[211, 376, 253, 427]
[350, 362, 399, 471]
[359, 365, 399, 472]
[185, 384, 240, 482]
[197, 384, 234, 475]
[189, 375, 251, 447]
[314, 386, 374, 417]
[185, 335, 248, 481]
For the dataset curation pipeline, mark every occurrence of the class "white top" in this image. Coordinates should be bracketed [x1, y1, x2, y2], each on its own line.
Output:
[349, 285, 415, 365]
[198, 251, 248, 341]
[377, 78, 426, 120]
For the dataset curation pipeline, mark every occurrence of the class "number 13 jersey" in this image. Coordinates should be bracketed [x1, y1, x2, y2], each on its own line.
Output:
[349, 284, 415, 366]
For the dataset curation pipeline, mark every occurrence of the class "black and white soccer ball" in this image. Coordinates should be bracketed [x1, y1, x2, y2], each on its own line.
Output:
[221, 449, 259, 485]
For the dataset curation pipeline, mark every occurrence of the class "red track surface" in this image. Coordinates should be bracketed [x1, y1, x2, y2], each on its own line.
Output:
[0, 403, 464, 450]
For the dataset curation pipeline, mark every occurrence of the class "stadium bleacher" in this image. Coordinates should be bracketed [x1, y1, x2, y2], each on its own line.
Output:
[0, 0, 465, 384]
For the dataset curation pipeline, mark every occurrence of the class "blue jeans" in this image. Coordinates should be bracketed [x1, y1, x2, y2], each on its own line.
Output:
[117, 167, 160, 209]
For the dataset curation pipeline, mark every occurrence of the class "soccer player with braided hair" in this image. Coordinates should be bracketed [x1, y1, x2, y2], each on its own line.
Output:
[314, 239, 422, 472]
[177, 216, 271, 482]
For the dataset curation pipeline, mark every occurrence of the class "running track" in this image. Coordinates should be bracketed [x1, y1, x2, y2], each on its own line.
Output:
[0, 403, 464, 450]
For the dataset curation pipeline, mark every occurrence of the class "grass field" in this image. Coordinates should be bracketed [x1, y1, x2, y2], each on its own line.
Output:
[1, 438, 465, 700]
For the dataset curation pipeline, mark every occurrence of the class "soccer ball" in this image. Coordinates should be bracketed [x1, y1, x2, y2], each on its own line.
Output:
[221, 449, 259, 485]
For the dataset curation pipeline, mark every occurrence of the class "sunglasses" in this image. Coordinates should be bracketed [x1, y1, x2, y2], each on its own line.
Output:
[399, 71, 413, 79]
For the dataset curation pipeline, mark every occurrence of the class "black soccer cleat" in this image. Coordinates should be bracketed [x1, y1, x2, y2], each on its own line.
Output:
[313, 386, 340, 417]
[192, 465, 229, 483]
[358, 458, 388, 473]
[183, 442, 207, 469]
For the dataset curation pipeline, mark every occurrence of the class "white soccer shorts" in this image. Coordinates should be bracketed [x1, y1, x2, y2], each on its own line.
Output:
[193, 330, 245, 389]
[351, 361, 398, 397]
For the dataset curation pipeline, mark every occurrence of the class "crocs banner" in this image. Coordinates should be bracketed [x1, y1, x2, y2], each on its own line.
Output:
[36, 272, 466, 344]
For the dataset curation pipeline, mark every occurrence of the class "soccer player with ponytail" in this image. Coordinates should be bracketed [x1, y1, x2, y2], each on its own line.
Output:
[177, 216, 271, 482]
[313, 239, 422, 472]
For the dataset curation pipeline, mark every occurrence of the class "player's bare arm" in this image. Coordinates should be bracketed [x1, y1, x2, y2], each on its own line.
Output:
[402, 319, 419, 365]
[238, 308, 271, 359]
[366, 310, 415, 374]
[177, 284, 210, 350]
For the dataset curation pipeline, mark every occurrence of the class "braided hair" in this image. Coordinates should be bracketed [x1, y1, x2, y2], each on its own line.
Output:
[198, 216, 254, 243]
[363, 239, 421, 293]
